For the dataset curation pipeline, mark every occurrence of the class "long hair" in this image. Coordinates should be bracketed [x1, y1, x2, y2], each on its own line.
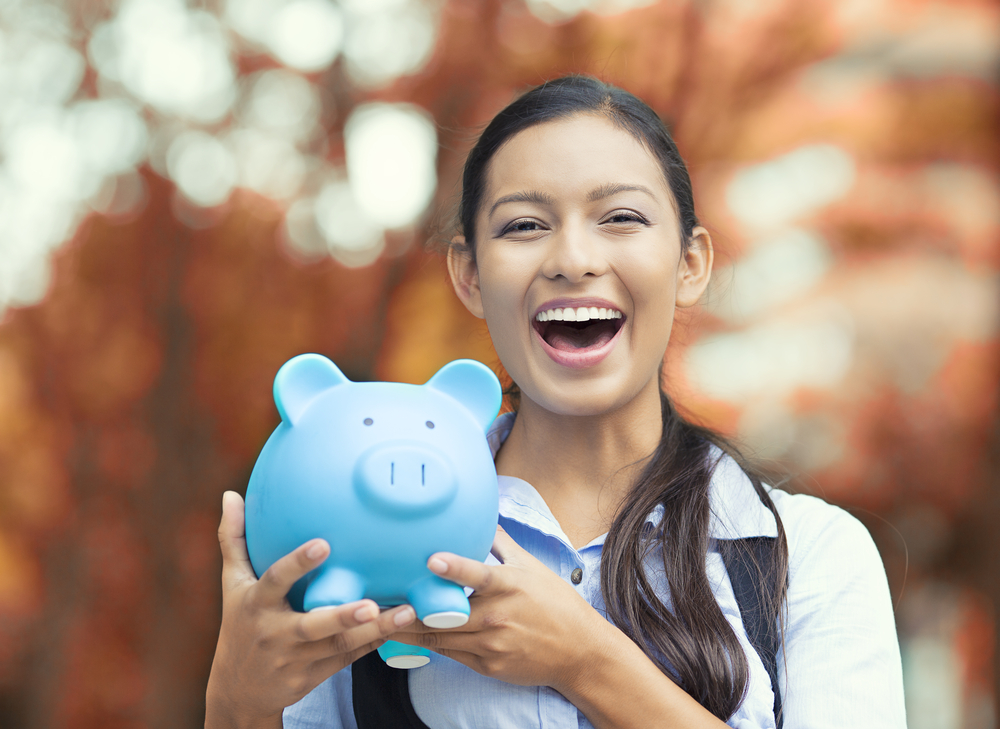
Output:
[455, 75, 788, 721]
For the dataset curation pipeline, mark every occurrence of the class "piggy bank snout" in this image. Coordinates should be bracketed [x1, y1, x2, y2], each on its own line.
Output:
[354, 442, 458, 517]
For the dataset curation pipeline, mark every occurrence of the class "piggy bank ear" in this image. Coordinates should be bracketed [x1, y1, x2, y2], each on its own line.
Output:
[425, 359, 502, 431]
[274, 354, 350, 425]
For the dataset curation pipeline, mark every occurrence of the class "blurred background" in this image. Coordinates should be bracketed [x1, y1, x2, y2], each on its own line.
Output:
[0, 0, 996, 726]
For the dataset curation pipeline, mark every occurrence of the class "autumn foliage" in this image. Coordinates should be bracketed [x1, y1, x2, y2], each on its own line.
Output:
[0, 1, 997, 726]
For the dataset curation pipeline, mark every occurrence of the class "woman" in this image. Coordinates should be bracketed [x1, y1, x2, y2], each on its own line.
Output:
[206, 76, 906, 729]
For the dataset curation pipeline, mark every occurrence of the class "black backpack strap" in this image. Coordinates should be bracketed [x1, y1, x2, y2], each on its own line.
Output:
[351, 650, 432, 729]
[721, 536, 783, 729]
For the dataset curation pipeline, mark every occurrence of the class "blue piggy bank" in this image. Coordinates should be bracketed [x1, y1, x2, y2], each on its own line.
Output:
[245, 354, 502, 669]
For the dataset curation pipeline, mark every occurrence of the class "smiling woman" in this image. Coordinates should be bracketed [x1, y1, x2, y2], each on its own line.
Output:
[206, 76, 907, 729]
[447, 111, 711, 415]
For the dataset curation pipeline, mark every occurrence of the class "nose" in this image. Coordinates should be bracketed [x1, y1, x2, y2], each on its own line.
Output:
[540, 223, 608, 283]
[354, 443, 457, 517]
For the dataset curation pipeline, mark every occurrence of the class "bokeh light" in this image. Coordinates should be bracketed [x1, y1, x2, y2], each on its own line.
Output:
[167, 130, 238, 208]
[726, 145, 857, 232]
[0, 0, 997, 727]
[344, 103, 438, 229]
[93, 0, 236, 123]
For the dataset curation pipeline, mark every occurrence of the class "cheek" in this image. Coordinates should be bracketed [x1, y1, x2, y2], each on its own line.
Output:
[475, 259, 528, 346]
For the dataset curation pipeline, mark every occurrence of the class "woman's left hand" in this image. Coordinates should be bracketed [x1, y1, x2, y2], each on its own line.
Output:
[389, 525, 615, 693]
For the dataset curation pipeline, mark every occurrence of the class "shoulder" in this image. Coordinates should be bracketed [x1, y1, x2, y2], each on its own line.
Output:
[764, 491, 907, 726]
[766, 487, 883, 585]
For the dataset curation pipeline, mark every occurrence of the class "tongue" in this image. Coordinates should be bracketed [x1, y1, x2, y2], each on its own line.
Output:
[545, 322, 617, 351]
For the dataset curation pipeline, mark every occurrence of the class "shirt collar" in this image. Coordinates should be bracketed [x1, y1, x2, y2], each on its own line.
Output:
[486, 412, 776, 543]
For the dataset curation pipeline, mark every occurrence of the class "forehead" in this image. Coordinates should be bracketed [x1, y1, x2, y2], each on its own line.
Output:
[482, 113, 672, 206]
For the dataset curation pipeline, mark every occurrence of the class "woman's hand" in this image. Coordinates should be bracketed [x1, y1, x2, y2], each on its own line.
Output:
[391, 525, 729, 729]
[205, 491, 416, 729]
[390, 525, 615, 694]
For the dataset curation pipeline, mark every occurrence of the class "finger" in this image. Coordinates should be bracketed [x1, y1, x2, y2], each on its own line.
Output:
[254, 538, 330, 606]
[296, 602, 416, 644]
[390, 629, 481, 654]
[427, 551, 506, 595]
[298, 605, 417, 661]
[218, 491, 256, 589]
[428, 648, 483, 672]
[387, 637, 484, 672]
[309, 637, 389, 681]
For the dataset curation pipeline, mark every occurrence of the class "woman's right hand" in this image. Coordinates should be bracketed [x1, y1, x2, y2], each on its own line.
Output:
[205, 490, 416, 729]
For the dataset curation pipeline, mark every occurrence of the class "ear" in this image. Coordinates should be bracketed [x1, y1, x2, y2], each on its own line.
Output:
[274, 354, 350, 425]
[446, 236, 484, 319]
[675, 226, 714, 308]
[425, 359, 502, 431]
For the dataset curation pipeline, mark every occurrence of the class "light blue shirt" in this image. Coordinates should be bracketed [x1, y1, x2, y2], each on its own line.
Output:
[284, 414, 906, 728]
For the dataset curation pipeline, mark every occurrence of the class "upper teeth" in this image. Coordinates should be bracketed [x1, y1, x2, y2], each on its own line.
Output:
[536, 307, 622, 322]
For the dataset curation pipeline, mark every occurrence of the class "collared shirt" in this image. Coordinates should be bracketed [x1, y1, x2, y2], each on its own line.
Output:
[284, 414, 906, 729]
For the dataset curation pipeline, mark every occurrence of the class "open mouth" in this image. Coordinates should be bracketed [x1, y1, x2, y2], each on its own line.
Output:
[533, 306, 625, 352]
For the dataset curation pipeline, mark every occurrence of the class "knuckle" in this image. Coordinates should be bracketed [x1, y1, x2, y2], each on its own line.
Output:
[292, 620, 313, 643]
[257, 633, 275, 653]
[377, 617, 405, 638]
[255, 622, 286, 654]
[328, 631, 353, 655]
[479, 612, 506, 630]
[478, 570, 495, 592]
[481, 636, 504, 655]
[346, 640, 379, 664]
[285, 674, 311, 699]
[419, 632, 442, 649]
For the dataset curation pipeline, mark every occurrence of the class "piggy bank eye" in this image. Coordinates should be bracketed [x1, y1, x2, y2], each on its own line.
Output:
[364, 418, 374, 426]
[425, 420, 435, 429]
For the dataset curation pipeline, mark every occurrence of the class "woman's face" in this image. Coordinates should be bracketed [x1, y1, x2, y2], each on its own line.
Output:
[449, 113, 712, 418]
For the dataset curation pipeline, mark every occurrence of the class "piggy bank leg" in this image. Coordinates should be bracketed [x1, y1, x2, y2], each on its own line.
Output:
[408, 576, 471, 629]
[377, 641, 431, 669]
[303, 567, 365, 612]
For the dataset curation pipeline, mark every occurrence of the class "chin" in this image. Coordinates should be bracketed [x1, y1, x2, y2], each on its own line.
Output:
[521, 379, 643, 419]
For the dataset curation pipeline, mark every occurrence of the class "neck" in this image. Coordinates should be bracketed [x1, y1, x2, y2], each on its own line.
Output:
[495, 379, 664, 547]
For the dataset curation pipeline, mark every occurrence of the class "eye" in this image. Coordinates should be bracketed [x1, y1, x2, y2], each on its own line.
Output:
[603, 210, 648, 225]
[501, 218, 543, 235]
[363, 418, 373, 426]
[425, 421, 435, 429]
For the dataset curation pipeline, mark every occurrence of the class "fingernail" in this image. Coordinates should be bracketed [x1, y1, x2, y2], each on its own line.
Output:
[428, 557, 448, 575]
[394, 607, 415, 626]
[306, 541, 326, 560]
[354, 605, 377, 622]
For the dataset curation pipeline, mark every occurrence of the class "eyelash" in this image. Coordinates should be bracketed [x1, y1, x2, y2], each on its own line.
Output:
[603, 211, 648, 225]
[502, 219, 543, 235]
[500, 210, 648, 235]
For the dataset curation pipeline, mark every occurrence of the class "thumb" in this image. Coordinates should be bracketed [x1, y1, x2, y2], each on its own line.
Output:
[489, 524, 532, 566]
[218, 490, 257, 589]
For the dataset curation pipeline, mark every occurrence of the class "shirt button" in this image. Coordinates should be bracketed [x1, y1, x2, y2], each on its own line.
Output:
[571, 567, 583, 585]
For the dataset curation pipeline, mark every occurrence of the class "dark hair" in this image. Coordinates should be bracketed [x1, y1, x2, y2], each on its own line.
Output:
[455, 75, 788, 721]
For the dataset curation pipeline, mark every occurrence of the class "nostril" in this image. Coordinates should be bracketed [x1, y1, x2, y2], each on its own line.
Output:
[390, 462, 394, 485]
[421, 464, 425, 486]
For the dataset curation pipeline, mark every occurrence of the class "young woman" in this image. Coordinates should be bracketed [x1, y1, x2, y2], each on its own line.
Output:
[206, 76, 906, 729]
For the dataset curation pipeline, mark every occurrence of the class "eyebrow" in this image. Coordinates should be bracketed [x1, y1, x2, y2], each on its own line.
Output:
[488, 183, 658, 218]
[586, 183, 658, 202]
[488, 190, 555, 218]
